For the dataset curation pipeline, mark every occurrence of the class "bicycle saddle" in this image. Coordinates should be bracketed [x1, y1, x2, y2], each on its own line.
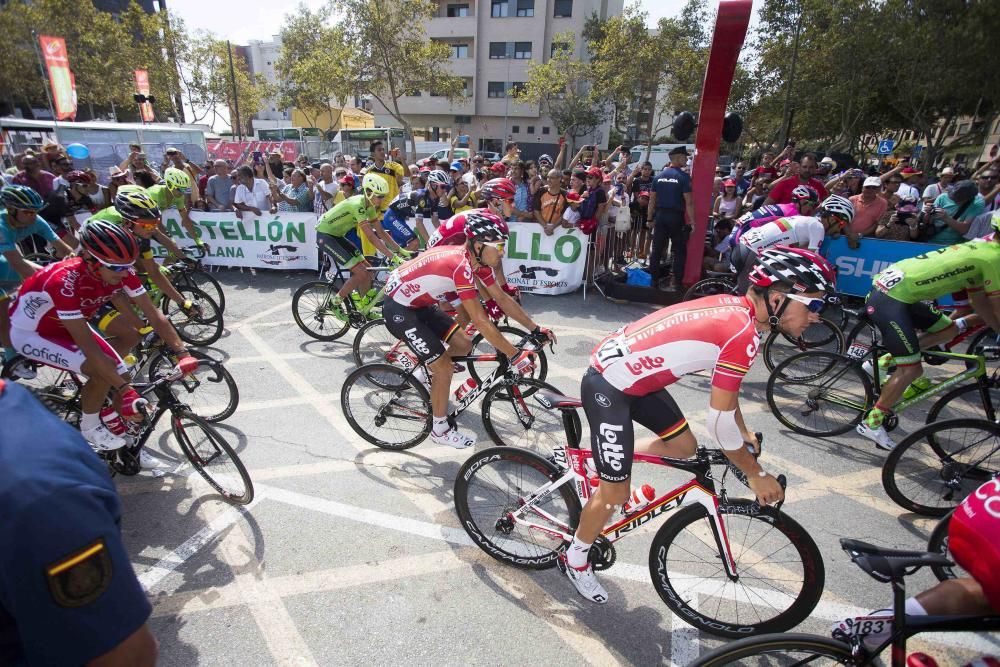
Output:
[534, 390, 582, 410]
[840, 538, 952, 583]
[705, 270, 736, 277]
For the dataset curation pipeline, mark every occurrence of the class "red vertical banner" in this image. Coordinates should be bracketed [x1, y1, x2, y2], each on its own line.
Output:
[38, 35, 76, 120]
[134, 70, 154, 122]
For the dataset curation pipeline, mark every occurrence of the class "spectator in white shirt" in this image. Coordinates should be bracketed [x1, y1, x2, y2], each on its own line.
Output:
[233, 165, 271, 217]
[313, 163, 338, 214]
[923, 167, 955, 202]
[897, 167, 922, 200]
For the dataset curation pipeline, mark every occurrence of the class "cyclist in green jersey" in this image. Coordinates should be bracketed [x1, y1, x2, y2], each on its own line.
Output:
[145, 167, 205, 248]
[315, 173, 411, 309]
[858, 224, 1000, 449]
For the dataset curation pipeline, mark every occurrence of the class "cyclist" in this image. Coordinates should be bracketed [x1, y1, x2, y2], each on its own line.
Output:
[145, 167, 205, 248]
[423, 179, 515, 248]
[729, 194, 853, 292]
[478, 177, 516, 220]
[315, 173, 408, 312]
[562, 246, 836, 603]
[382, 215, 552, 449]
[411, 169, 454, 229]
[381, 191, 427, 251]
[0, 185, 74, 373]
[8, 220, 196, 452]
[727, 184, 820, 248]
[857, 226, 1000, 450]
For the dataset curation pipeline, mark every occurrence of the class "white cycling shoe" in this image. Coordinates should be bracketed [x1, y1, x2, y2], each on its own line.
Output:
[856, 423, 896, 451]
[81, 424, 127, 451]
[430, 427, 476, 449]
[139, 449, 164, 469]
[559, 553, 608, 604]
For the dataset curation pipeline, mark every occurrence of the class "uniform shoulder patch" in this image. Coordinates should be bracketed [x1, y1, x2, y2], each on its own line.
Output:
[46, 538, 113, 607]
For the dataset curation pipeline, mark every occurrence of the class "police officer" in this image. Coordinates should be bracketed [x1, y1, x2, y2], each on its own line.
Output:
[646, 146, 695, 290]
[0, 379, 157, 665]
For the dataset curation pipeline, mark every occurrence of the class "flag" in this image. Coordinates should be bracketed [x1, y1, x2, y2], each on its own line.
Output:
[38, 35, 76, 121]
[134, 69, 154, 122]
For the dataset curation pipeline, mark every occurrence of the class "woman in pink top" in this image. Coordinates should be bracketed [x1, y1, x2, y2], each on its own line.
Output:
[848, 176, 888, 236]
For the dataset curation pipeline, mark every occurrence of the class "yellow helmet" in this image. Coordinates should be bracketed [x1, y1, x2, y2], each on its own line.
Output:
[362, 172, 389, 199]
[163, 167, 192, 193]
[114, 190, 161, 222]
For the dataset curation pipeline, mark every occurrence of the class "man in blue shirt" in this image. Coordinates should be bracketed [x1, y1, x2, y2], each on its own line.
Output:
[646, 146, 695, 290]
[0, 379, 157, 665]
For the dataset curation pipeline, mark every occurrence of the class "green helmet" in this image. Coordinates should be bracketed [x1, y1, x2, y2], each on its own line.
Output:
[362, 172, 389, 199]
[992, 211, 1000, 234]
[163, 167, 192, 193]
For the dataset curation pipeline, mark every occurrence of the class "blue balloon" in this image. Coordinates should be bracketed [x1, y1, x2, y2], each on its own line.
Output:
[65, 143, 90, 159]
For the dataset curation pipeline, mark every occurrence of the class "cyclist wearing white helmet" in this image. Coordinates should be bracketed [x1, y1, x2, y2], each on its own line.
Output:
[410, 169, 454, 229]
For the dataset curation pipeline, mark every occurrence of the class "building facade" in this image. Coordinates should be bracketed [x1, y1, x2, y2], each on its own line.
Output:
[369, 0, 623, 159]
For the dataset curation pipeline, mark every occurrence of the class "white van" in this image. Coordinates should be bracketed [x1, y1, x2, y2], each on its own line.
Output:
[628, 144, 695, 171]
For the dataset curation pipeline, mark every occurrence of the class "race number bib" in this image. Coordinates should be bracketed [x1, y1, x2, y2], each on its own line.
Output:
[874, 268, 905, 292]
[595, 334, 627, 366]
[383, 269, 402, 295]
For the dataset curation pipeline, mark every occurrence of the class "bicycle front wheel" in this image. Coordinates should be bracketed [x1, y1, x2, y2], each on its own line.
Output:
[683, 277, 735, 301]
[882, 418, 1000, 516]
[176, 268, 226, 314]
[761, 318, 845, 372]
[649, 500, 825, 638]
[454, 447, 581, 570]
[469, 325, 548, 388]
[766, 351, 873, 436]
[292, 280, 350, 341]
[690, 633, 854, 666]
[162, 286, 224, 346]
[926, 382, 1000, 424]
[146, 351, 239, 422]
[482, 378, 582, 457]
[172, 410, 253, 504]
[341, 363, 432, 449]
[352, 318, 400, 367]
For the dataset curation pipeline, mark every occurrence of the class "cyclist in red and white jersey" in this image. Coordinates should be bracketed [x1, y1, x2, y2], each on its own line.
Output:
[8, 220, 195, 452]
[426, 178, 515, 247]
[562, 246, 837, 604]
[727, 184, 820, 248]
[383, 215, 553, 449]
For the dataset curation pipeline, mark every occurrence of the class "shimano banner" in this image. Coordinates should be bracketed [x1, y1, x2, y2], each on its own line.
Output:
[822, 236, 947, 296]
[505, 222, 588, 296]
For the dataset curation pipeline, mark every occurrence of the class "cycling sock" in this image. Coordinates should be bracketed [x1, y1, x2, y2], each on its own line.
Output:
[432, 417, 449, 436]
[865, 405, 887, 429]
[567, 536, 591, 569]
[80, 412, 101, 430]
[905, 597, 928, 616]
[953, 317, 969, 334]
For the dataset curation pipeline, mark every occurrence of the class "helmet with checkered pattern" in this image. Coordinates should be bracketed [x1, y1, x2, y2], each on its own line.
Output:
[464, 210, 508, 243]
[748, 245, 836, 294]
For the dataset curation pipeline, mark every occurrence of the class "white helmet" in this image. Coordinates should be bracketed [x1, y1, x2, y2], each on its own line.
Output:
[427, 169, 452, 187]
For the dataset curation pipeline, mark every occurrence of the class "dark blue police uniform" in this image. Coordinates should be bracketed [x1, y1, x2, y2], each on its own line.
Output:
[649, 164, 692, 286]
[0, 380, 151, 665]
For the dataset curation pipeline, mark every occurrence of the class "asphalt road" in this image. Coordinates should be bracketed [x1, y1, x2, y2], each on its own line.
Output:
[113, 269, 997, 666]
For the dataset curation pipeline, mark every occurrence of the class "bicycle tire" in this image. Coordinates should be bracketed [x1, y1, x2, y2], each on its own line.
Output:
[4, 361, 82, 424]
[453, 446, 581, 570]
[926, 512, 967, 582]
[161, 286, 224, 346]
[22, 252, 57, 266]
[649, 500, 825, 638]
[481, 378, 582, 457]
[690, 633, 854, 666]
[291, 280, 351, 341]
[881, 418, 1000, 516]
[469, 325, 548, 388]
[762, 317, 845, 372]
[146, 350, 239, 422]
[926, 382, 1000, 425]
[172, 410, 254, 505]
[341, 363, 432, 449]
[966, 327, 999, 355]
[175, 268, 226, 314]
[766, 351, 874, 436]
[352, 318, 399, 367]
[683, 277, 736, 302]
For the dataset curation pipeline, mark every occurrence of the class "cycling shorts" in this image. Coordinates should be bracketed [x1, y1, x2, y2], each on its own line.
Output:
[383, 298, 461, 365]
[864, 290, 954, 366]
[382, 211, 417, 248]
[948, 478, 1000, 612]
[317, 231, 364, 269]
[580, 367, 689, 483]
[10, 325, 127, 376]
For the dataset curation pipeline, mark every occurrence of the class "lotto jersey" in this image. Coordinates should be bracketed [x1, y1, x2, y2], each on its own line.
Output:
[591, 294, 761, 396]
[738, 215, 825, 253]
[9, 256, 145, 336]
[316, 194, 377, 237]
[875, 240, 1000, 303]
[385, 245, 494, 308]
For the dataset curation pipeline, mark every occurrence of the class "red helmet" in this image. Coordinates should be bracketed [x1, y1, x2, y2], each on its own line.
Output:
[79, 219, 140, 266]
[64, 170, 93, 184]
[481, 177, 516, 202]
[748, 245, 836, 293]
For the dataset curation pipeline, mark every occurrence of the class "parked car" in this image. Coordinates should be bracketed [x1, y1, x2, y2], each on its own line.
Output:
[417, 147, 470, 167]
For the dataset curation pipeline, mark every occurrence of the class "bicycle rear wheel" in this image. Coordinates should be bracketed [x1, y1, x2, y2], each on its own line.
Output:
[162, 286, 224, 346]
[649, 500, 825, 638]
[453, 446, 581, 570]
[469, 325, 547, 388]
[482, 378, 582, 458]
[352, 318, 400, 367]
[146, 351, 239, 422]
[762, 317, 845, 372]
[683, 277, 736, 302]
[690, 633, 853, 666]
[341, 363, 432, 449]
[292, 280, 350, 341]
[926, 512, 967, 582]
[766, 351, 873, 436]
[881, 418, 1000, 516]
[172, 410, 253, 504]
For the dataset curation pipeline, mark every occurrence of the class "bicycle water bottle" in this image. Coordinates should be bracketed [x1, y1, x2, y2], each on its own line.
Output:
[907, 654, 939, 667]
[622, 484, 656, 515]
[454, 377, 478, 401]
[902, 376, 933, 400]
[100, 406, 128, 436]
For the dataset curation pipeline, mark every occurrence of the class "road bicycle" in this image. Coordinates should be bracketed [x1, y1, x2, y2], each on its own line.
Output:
[690, 537, 999, 666]
[162, 245, 227, 314]
[340, 338, 577, 454]
[765, 313, 1000, 437]
[2, 358, 252, 504]
[292, 263, 387, 341]
[145, 275, 224, 346]
[453, 393, 824, 637]
[881, 418, 1000, 517]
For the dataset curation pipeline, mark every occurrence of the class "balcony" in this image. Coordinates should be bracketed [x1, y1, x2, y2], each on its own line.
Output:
[447, 58, 476, 77]
[395, 95, 475, 116]
[427, 16, 476, 39]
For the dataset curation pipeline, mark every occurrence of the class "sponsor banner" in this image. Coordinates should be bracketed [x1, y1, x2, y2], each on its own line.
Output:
[504, 222, 587, 296]
[39, 35, 76, 120]
[134, 69, 154, 122]
[206, 140, 299, 165]
[156, 210, 318, 270]
[822, 236, 947, 297]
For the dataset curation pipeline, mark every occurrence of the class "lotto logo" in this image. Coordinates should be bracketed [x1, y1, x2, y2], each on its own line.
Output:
[400, 284, 421, 298]
[625, 356, 665, 375]
[404, 327, 430, 355]
[598, 423, 625, 471]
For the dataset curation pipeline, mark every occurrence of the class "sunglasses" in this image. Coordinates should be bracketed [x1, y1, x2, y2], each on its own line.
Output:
[132, 219, 159, 229]
[785, 293, 826, 313]
[483, 241, 505, 254]
[91, 259, 133, 272]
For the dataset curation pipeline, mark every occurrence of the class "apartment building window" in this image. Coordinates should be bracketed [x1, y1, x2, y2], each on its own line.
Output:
[526, 126, 535, 134]
[542, 126, 550, 135]
[490, 41, 531, 59]
[509, 82, 526, 96]
[450, 44, 469, 58]
[516, 0, 534, 17]
[551, 41, 571, 57]
[491, 0, 509, 17]
[554, 0, 573, 17]
[447, 3, 469, 16]
[462, 78, 473, 97]
[488, 81, 507, 98]
[512, 125, 520, 134]
[514, 42, 531, 58]
[455, 115, 472, 124]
